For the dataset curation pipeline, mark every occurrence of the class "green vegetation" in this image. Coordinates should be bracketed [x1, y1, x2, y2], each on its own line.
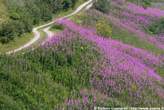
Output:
[142, 0, 152, 8]
[156, 66, 164, 77]
[96, 19, 112, 37]
[0, 20, 32, 44]
[111, 24, 164, 55]
[0, 38, 101, 109]
[96, 19, 163, 54]
[0, 33, 33, 53]
[0, 0, 87, 53]
[93, 0, 111, 13]
[50, 24, 64, 32]
[1, 0, 164, 109]
[0, 26, 49, 54]
[0, 0, 8, 24]
[148, 18, 164, 35]
[0, 0, 79, 43]
[128, 0, 152, 8]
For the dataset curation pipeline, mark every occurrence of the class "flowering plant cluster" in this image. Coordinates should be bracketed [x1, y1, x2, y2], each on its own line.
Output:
[127, 2, 164, 18]
[42, 1, 164, 107]
[48, 19, 164, 106]
[105, 0, 164, 49]
[107, 14, 164, 50]
[42, 28, 78, 47]
[61, 19, 162, 79]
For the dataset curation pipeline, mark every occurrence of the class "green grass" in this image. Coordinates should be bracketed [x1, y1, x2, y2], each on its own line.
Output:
[0, 28, 47, 54]
[111, 25, 164, 55]
[0, 38, 101, 109]
[156, 66, 164, 77]
[15, 28, 49, 55]
[49, 25, 64, 33]
[0, 33, 33, 53]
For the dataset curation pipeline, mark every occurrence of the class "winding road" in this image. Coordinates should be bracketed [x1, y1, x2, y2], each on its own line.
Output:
[43, 26, 54, 38]
[6, 0, 93, 55]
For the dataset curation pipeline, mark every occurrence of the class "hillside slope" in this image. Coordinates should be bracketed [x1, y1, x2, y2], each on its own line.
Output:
[0, 0, 164, 109]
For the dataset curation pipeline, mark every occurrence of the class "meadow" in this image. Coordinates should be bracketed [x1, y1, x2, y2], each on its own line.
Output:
[0, 0, 164, 109]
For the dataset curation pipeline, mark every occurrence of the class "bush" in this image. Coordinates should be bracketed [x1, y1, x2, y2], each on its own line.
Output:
[0, 21, 17, 43]
[148, 18, 164, 35]
[52, 24, 64, 30]
[96, 19, 112, 37]
[62, 0, 73, 9]
[94, 0, 111, 13]
[142, 0, 152, 8]
[9, 12, 21, 20]
[0, 19, 32, 43]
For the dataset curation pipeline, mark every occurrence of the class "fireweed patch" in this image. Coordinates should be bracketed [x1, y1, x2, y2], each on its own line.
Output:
[73, 9, 164, 55]
[110, 0, 164, 49]
[56, 19, 164, 107]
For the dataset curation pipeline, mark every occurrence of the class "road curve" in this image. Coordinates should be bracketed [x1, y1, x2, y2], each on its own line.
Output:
[43, 26, 54, 38]
[6, 0, 93, 55]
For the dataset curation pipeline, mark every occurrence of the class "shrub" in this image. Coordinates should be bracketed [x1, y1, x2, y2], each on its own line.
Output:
[52, 24, 64, 30]
[0, 21, 16, 43]
[148, 18, 164, 35]
[142, 0, 152, 8]
[0, 19, 32, 43]
[96, 19, 112, 37]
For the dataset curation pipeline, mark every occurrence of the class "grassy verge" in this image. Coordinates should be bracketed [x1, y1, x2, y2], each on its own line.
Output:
[16, 28, 48, 55]
[111, 25, 164, 55]
[0, 33, 33, 53]
[156, 66, 164, 77]
[0, 29, 47, 54]
[49, 25, 64, 33]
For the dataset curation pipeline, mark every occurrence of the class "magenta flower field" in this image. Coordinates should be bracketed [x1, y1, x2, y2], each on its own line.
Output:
[41, 16, 163, 107]
[127, 2, 164, 17]
[38, 0, 164, 108]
